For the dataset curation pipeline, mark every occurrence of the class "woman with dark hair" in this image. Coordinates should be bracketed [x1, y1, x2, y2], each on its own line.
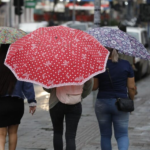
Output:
[0, 44, 37, 150]
[93, 48, 136, 150]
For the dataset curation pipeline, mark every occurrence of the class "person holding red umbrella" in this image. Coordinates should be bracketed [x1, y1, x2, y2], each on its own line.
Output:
[43, 79, 93, 150]
[3, 25, 109, 150]
[0, 44, 37, 150]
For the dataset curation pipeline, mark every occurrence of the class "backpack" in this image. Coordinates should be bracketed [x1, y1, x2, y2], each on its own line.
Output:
[56, 85, 83, 105]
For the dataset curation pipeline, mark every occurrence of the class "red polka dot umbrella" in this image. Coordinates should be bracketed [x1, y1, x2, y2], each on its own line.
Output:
[5, 26, 109, 88]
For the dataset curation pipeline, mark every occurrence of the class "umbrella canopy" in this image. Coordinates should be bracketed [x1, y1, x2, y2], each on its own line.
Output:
[87, 27, 150, 60]
[121, 35, 150, 60]
[0, 27, 26, 44]
[5, 26, 109, 88]
[87, 27, 131, 52]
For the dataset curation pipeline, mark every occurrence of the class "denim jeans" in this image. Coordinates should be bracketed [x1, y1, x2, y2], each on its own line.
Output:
[50, 102, 82, 150]
[95, 98, 129, 150]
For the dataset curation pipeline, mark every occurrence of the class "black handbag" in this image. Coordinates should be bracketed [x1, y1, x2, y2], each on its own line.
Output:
[107, 68, 134, 112]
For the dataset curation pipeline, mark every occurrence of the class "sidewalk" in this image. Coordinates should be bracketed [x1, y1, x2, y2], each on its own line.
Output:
[5, 75, 150, 150]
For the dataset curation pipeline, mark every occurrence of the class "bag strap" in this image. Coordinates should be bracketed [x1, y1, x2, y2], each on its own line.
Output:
[106, 68, 118, 99]
[106, 68, 113, 88]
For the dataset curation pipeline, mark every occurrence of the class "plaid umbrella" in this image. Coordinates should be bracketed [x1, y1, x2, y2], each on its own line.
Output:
[0, 27, 26, 44]
[5, 26, 109, 88]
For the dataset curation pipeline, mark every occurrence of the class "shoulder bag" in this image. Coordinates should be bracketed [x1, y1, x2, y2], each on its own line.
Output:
[107, 68, 134, 112]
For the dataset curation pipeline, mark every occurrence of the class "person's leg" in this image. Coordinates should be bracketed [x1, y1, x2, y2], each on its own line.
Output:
[50, 102, 65, 150]
[8, 124, 19, 150]
[65, 102, 82, 150]
[95, 99, 112, 150]
[0, 127, 7, 150]
[113, 108, 129, 150]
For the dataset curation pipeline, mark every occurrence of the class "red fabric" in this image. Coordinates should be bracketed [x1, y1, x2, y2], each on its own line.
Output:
[101, 4, 109, 8]
[82, 3, 109, 8]
[83, 3, 94, 7]
[66, 3, 78, 7]
[5, 26, 109, 88]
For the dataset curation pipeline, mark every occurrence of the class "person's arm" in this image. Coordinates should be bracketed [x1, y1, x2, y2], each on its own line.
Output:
[127, 77, 136, 100]
[92, 78, 99, 91]
[22, 82, 37, 115]
[82, 78, 94, 99]
[43, 87, 52, 93]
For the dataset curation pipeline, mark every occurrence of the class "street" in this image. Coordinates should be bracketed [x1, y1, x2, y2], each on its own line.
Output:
[4, 75, 150, 150]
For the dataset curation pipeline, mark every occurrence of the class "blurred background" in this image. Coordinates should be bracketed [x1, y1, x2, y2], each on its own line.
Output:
[0, 0, 150, 30]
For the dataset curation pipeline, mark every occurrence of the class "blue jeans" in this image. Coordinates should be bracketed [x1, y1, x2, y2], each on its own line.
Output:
[95, 98, 129, 150]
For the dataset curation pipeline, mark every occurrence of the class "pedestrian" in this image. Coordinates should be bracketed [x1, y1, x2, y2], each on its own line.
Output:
[43, 78, 93, 150]
[0, 44, 37, 150]
[93, 47, 136, 150]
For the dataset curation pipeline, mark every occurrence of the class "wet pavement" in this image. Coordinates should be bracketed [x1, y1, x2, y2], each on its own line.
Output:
[4, 75, 150, 150]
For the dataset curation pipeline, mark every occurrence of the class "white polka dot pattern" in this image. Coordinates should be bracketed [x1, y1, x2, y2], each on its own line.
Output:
[5, 26, 109, 88]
